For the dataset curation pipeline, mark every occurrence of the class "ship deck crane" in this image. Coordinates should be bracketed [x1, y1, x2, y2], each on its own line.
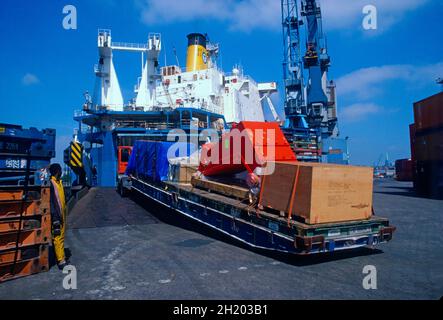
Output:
[94, 29, 161, 112]
[258, 82, 281, 123]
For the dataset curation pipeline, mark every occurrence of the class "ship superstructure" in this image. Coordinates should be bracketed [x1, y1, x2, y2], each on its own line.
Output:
[92, 30, 276, 124]
[73, 30, 278, 186]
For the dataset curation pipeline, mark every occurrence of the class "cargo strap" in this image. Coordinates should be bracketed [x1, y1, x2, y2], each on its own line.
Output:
[240, 154, 253, 174]
[287, 165, 300, 227]
[257, 172, 267, 209]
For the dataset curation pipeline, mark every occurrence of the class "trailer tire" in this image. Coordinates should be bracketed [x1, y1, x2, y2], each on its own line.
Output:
[118, 182, 128, 197]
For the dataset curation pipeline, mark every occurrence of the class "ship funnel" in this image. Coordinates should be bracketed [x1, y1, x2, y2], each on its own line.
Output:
[186, 33, 208, 72]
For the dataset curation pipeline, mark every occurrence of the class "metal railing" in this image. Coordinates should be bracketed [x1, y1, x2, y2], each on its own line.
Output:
[112, 42, 149, 50]
[74, 110, 88, 117]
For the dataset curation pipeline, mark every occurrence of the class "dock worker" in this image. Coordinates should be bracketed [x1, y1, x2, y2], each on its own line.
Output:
[49, 163, 69, 270]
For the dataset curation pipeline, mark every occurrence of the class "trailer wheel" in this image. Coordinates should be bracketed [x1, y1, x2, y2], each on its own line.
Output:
[118, 182, 127, 197]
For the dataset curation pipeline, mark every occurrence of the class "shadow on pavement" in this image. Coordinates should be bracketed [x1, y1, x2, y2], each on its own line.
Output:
[374, 190, 427, 199]
[382, 186, 414, 190]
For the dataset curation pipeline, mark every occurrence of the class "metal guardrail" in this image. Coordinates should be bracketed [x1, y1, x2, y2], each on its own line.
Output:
[112, 42, 149, 50]
[74, 110, 88, 117]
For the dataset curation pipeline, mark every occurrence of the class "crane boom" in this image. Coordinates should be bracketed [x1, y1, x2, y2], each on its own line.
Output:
[301, 0, 338, 137]
[281, 0, 305, 128]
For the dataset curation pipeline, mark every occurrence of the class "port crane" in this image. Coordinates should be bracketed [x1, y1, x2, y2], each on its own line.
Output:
[281, 0, 344, 163]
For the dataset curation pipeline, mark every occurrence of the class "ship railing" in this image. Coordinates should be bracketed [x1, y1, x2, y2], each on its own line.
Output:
[224, 72, 257, 87]
[94, 64, 101, 73]
[114, 120, 177, 130]
[112, 42, 149, 50]
[243, 75, 257, 86]
[74, 110, 88, 117]
[98, 29, 111, 36]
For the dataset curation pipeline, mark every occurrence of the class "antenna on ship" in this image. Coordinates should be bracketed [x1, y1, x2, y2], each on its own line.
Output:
[173, 47, 180, 67]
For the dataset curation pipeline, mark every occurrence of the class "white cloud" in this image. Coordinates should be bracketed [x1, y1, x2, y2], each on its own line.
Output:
[319, 0, 430, 31]
[137, 0, 429, 33]
[336, 62, 443, 99]
[22, 73, 40, 86]
[336, 61, 443, 122]
[340, 103, 382, 122]
[138, 0, 284, 32]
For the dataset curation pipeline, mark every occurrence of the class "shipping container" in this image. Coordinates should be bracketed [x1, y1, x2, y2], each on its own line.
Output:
[415, 160, 443, 199]
[395, 159, 413, 182]
[409, 124, 416, 163]
[414, 129, 443, 162]
[409, 124, 417, 188]
[413, 92, 443, 132]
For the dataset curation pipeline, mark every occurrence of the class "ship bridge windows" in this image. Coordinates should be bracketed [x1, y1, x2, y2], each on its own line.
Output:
[161, 65, 182, 76]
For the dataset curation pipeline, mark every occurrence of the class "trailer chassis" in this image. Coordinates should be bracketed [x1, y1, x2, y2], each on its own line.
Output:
[129, 177, 395, 255]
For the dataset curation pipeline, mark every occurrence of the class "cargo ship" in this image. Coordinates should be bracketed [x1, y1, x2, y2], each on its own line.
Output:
[72, 30, 282, 187]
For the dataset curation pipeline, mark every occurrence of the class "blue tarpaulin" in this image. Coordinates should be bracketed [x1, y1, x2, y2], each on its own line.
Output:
[126, 141, 196, 182]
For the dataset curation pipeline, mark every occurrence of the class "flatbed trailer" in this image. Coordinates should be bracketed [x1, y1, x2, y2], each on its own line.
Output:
[127, 176, 396, 255]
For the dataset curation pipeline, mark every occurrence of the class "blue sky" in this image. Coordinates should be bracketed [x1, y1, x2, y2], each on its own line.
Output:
[0, 0, 442, 165]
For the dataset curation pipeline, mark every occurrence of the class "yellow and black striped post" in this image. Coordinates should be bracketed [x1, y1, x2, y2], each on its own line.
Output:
[69, 141, 83, 168]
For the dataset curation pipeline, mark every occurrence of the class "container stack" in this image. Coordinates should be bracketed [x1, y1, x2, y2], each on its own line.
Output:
[395, 159, 413, 182]
[0, 123, 55, 186]
[411, 92, 443, 199]
[0, 124, 55, 282]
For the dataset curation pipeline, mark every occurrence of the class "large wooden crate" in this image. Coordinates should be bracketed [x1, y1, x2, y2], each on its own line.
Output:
[259, 162, 374, 224]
